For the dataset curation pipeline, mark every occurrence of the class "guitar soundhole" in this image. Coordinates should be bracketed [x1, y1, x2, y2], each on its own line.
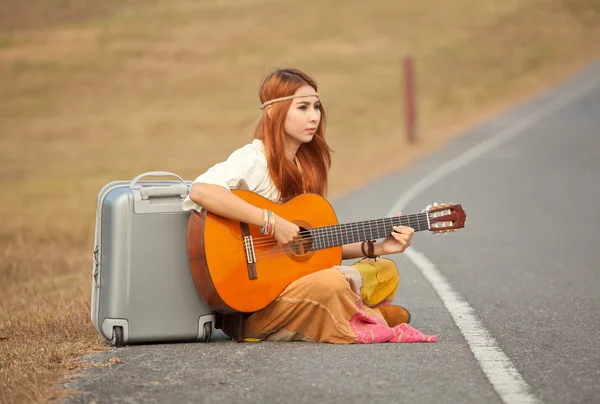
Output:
[288, 226, 314, 259]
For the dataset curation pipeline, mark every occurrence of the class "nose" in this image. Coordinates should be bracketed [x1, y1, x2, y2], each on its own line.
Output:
[309, 107, 320, 123]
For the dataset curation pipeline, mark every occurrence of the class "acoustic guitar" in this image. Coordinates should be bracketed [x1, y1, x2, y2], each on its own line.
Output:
[187, 190, 466, 314]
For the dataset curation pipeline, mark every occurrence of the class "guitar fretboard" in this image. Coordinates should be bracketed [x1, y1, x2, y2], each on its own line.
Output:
[309, 213, 429, 251]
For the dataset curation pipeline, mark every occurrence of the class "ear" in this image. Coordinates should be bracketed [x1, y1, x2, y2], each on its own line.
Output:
[265, 105, 273, 119]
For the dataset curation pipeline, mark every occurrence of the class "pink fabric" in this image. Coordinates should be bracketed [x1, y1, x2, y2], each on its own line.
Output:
[349, 300, 437, 343]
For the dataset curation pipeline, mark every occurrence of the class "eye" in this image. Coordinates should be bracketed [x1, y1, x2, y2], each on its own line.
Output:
[298, 105, 308, 110]
[315, 103, 321, 109]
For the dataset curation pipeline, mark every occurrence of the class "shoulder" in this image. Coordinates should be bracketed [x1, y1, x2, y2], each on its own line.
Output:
[189, 139, 269, 191]
[226, 139, 267, 167]
[233, 139, 266, 159]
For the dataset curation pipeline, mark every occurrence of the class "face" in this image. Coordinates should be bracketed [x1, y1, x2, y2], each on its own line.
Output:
[282, 85, 321, 150]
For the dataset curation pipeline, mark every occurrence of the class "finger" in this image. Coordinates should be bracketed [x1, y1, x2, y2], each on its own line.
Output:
[396, 234, 411, 248]
[392, 232, 408, 245]
[396, 212, 403, 217]
[397, 231, 413, 244]
[393, 225, 414, 234]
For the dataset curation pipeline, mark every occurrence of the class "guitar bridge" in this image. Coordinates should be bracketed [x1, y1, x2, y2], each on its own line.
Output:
[243, 235, 256, 264]
[240, 223, 257, 280]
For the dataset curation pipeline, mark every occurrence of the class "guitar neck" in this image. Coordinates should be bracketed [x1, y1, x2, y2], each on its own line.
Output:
[309, 213, 429, 251]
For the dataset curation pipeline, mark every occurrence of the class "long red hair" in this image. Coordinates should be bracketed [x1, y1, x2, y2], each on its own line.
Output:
[253, 68, 332, 200]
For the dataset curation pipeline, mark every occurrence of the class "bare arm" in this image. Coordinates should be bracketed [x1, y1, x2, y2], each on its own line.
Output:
[189, 183, 264, 227]
[189, 183, 301, 246]
[342, 241, 384, 260]
[342, 242, 364, 260]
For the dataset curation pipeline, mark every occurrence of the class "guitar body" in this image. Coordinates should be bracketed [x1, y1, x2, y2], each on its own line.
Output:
[187, 190, 342, 314]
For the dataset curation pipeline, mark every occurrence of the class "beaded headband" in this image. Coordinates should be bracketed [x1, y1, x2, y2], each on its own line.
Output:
[260, 93, 320, 110]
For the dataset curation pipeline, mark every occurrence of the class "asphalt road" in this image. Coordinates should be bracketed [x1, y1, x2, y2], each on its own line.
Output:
[63, 60, 600, 404]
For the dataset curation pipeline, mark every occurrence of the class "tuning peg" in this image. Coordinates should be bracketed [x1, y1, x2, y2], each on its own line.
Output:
[432, 228, 456, 235]
[423, 202, 442, 212]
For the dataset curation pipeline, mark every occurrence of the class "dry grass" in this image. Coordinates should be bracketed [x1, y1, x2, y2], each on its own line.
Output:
[1, 0, 599, 402]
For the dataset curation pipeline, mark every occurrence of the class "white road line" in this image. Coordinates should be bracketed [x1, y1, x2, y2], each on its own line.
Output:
[388, 79, 599, 404]
[389, 79, 598, 217]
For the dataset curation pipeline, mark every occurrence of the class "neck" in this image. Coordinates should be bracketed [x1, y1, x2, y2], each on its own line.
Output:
[283, 138, 301, 162]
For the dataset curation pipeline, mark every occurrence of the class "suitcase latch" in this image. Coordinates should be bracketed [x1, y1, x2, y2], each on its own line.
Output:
[93, 245, 100, 287]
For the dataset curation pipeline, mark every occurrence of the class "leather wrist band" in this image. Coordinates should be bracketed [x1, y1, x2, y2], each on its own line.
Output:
[360, 241, 369, 257]
[368, 240, 379, 259]
[362, 240, 379, 259]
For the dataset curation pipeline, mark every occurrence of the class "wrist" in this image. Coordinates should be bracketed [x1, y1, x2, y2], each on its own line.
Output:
[373, 241, 384, 257]
[361, 240, 381, 259]
[259, 208, 276, 236]
[253, 207, 265, 227]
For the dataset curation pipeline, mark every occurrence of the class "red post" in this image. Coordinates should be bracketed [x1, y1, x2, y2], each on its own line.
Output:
[403, 56, 417, 143]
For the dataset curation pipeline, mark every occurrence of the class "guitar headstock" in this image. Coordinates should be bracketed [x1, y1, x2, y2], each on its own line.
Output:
[424, 203, 466, 234]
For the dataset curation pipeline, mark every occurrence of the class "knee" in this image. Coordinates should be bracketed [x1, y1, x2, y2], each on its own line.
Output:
[294, 268, 350, 300]
[352, 258, 400, 287]
[351, 258, 399, 306]
[373, 258, 399, 303]
[378, 258, 400, 288]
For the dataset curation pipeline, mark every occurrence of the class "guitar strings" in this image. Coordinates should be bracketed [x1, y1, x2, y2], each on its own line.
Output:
[247, 218, 432, 250]
[251, 216, 430, 241]
[250, 224, 431, 247]
[230, 220, 434, 261]
[248, 217, 432, 248]
[246, 223, 432, 260]
[247, 216, 432, 248]
[208, 211, 455, 261]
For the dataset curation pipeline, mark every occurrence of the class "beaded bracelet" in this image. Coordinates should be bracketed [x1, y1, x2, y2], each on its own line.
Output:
[260, 209, 276, 237]
[268, 210, 275, 236]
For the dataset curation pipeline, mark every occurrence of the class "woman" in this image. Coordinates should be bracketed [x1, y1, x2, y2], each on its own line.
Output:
[183, 68, 436, 344]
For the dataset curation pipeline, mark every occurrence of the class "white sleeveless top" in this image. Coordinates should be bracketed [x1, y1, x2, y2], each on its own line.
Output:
[182, 139, 281, 212]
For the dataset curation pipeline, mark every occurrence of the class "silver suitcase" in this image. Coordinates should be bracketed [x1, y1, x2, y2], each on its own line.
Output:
[90, 171, 215, 347]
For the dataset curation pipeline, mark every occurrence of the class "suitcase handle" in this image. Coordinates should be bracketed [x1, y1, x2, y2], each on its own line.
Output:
[140, 184, 189, 200]
[129, 171, 187, 189]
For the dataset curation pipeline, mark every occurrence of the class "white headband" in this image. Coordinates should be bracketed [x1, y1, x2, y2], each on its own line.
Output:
[260, 93, 320, 110]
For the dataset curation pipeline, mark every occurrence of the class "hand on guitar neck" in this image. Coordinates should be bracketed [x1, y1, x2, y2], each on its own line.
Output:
[378, 212, 416, 255]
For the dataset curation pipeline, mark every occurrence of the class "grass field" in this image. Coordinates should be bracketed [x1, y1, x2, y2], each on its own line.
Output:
[1, 0, 599, 402]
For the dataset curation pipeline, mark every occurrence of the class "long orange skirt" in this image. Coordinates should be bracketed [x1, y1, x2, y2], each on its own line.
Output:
[242, 258, 436, 344]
